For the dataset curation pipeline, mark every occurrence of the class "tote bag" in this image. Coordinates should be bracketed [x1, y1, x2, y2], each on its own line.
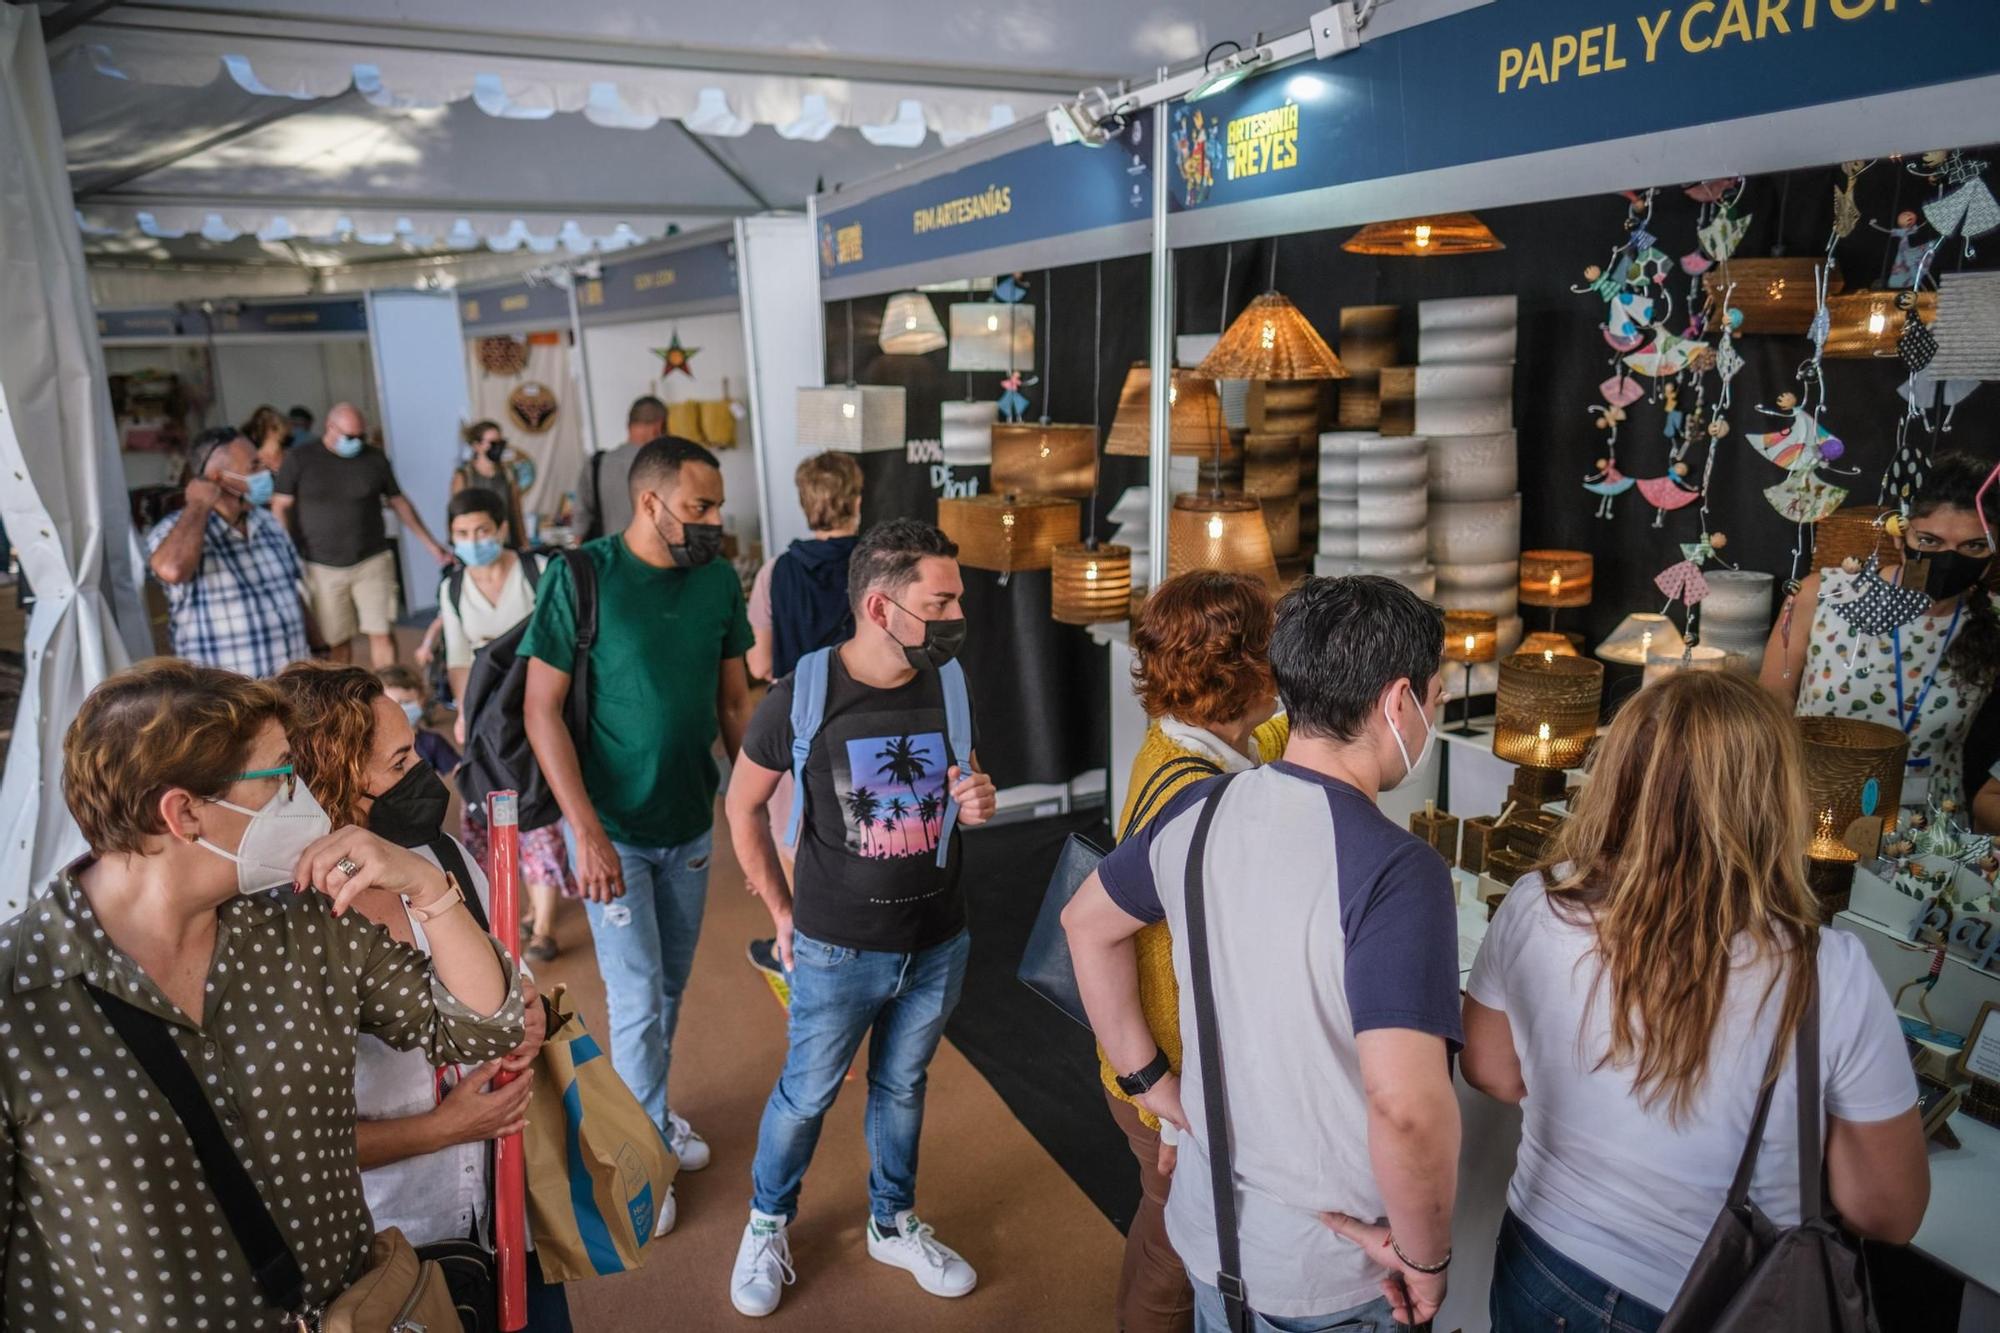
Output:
[523, 986, 681, 1283]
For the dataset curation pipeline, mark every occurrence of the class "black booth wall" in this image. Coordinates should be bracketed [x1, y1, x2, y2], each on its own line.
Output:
[1170, 159, 2000, 790]
[823, 259, 1152, 789]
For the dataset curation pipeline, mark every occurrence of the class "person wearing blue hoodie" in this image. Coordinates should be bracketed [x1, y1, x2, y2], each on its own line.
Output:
[748, 451, 864, 684]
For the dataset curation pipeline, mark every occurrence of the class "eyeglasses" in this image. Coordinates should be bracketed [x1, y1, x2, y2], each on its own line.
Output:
[219, 764, 297, 799]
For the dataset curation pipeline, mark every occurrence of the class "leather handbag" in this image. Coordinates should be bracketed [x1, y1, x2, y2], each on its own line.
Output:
[1016, 755, 1223, 1026]
[1658, 988, 1878, 1333]
[88, 985, 470, 1332]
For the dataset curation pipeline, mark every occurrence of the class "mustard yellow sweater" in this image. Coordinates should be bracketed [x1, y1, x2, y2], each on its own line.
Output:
[1099, 715, 1289, 1128]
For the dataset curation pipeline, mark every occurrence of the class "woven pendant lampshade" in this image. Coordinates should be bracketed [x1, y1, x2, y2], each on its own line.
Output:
[991, 423, 1098, 498]
[1798, 716, 1908, 859]
[937, 495, 1079, 574]
[1051, 543, 1133, 625]
[1705, 260, 1845, 335]
[1168, 492, 1280, 588]
[947, 302, 1035, 372]
[1519, 631, 1582, 659]
[1494, 654, 1604, 770]
[1596, 613, 1685, 666]
[1342, 213, 1504, 257]
[1823, 290, 1936, 359]
[1444, 611, 1500, 664]
[1519, 551, 1594, 609]
[1103, 365, 1232, 458]
[1196, 293, 1348, 382]
[1814, 503, 1902, 572]
[879, 292, 947, 355]
[796, 385, 906, 453]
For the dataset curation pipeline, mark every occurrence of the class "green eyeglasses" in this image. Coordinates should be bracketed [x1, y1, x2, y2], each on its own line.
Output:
[219, 764, 297, 798]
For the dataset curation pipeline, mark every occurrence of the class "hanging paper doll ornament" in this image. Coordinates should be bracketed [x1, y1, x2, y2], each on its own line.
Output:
[1607, 291, 1658, 340]
[1603, 325, 1647, 354]
[1917, 151, 2000, 257]
[993, 274, 1029, 304]
[1636, 462, 1702, 527]
[1686, 178, 1739, 205]
[1574, 263, 1625, 304]
[1656, 531, 1727, 606]
[1871, 210, 1930, 290]
[1748, 392, 1844, 471]
[1624, 330, 1698, 378]
[1833, 162, 1869, 240]
[1896, 289, 1939, 374]
[1697, 209, 1752, 263]
[1681, 250, 1715, 276]
[1583, 456, 1635, 520]
[1829, 553, 1933, 636]
[997, 370, 1031, 423]
[1599, 373, 1646, 409]
[1661, 384, 1685, 442]
[1764, 469, 1850, 524]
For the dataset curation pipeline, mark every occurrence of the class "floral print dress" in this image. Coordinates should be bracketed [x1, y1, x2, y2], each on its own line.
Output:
[1800, 587, 1988, 811]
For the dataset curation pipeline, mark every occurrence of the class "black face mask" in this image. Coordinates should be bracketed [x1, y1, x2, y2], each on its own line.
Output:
[1908, 545, 1992, 601]
[365, 759, 450, 848]
[662, 516, 725, 569]
[482, 441, 507, 464]
[887, 596, 966, 671]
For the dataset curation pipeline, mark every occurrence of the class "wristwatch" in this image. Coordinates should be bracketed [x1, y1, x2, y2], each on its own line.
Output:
[1115, 1048, 1173, 1097]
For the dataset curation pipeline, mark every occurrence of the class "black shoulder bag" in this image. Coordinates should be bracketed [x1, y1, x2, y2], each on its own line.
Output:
[1016, 755, 1223, 1026]
[1659, 987, 1877, 1333]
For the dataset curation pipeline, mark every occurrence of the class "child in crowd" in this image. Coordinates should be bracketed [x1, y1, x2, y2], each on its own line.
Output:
[377, 663, 462, 779]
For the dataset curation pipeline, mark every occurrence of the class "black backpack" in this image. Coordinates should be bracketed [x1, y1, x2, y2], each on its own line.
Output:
[455, 548, 596, 832]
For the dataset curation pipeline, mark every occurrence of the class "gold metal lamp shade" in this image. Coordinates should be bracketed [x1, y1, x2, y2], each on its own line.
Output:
[1493, 653, 1604, 770]
[1051, 544, 1133, 625]
[1104, 365, 1232, 458]
[1798, 716, 1908, 861]
[937, 495, 1080, 575]
[1519, 551, 1594, 609]
[991, 423, 1099, 498]
[1167, 492, 1280, 588]
[1704, 260, 1845, 336]
[1196, 293, 1347, 382]
[1342, 213, 1504, 257]
[878, 292, 947, 355]
[1444, 611, 1500, 664]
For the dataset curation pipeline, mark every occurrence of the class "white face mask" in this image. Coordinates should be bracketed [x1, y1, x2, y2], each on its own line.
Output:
[194, 777, 332, 894]
[1382, 682, 1438, 791]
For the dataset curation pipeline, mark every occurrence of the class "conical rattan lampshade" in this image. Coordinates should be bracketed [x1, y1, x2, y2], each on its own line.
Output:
[1104, 365, 1232, 457]
[1342, 213, 1504, 257]
[991, 423, 1098, 498]
[879, 292, 947, 355]
[1167, 492, 1280, 588]
[1051, 543, 1133, 625]
[1196, 293, 1347, 382]
[937, 495, 1079, 574]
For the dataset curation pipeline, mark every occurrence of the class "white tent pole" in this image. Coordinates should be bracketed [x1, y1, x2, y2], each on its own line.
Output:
[566, 276, 599, 462]
[1146, 97, 1172, 591]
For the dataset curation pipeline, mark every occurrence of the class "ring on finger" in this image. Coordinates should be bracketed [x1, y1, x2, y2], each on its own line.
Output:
[335, 856, 362, 877]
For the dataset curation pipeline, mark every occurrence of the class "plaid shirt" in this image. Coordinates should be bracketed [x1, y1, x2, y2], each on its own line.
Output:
[145, 505, 311, 677]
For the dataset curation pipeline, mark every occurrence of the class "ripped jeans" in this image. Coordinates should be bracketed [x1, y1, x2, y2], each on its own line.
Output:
[573, 829, 713, 1134]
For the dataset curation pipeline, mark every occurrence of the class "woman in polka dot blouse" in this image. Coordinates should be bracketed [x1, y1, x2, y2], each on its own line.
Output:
[0, 659, 525, 1329]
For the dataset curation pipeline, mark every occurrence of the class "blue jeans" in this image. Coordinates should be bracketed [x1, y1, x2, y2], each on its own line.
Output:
[1189, 1277, 1397, 1333]
[1492, 1212, 1665, 1333]
[749, 928, 971, 1226]
[571, 829, 713, 1133]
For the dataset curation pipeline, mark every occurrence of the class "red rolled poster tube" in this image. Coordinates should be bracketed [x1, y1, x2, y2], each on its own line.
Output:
[486, 790, 529, 1331]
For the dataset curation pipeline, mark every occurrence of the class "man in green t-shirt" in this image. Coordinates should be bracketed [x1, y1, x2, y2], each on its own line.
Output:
[520, 436, 754, 1235]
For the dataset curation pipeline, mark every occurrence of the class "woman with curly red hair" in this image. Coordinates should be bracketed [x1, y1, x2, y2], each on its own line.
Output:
[1103, 571, 1285, 1333]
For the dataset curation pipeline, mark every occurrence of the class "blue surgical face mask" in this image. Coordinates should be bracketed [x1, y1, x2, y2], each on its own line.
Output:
[332, 435, 365, 459]
[227, 470, 275, 506]
[453, 536, 504, 567]
[399, 700, 425, 728]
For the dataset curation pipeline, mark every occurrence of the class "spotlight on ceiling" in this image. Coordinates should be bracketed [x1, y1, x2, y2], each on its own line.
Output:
[1045, 87, 1127, 147]
[1188, 43, 1269, 102]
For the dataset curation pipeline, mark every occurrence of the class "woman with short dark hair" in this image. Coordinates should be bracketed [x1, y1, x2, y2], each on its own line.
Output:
[452, 419, 530, 545]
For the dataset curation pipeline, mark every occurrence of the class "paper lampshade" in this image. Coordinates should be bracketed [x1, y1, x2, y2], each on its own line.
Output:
[879, 292, 947, 355]
[1445, 611, 1500, 664]
[1196, 293, 1348, 382]
[1103, 365, 1232, 458]
[1342, 213, 1504, 256]
[1339, 305, 1400, 371]
[940, 399, 997, 467]
[1519, 550, 1594, 609]
[1519, 631, 1581, 659]
[1642, 643, 1741, 686]
[947, 302, 1035, 372]
[1167, 492, 1280, 588]
[1814, 504, 1902, 572]
[1260, 495, 1301, 557]
[1799, 716, 1908, 860]
[1051, 543, 1133, 625]
[991, 423, 1098, 499]
[1596, 613, 1685, 666]
[1242, 443, 1301, 499]
[1254, 381, 1324, 436]
[1705, 260, 1845, 336]
[937, 494, 1079, 573]
[1493, 654, 1604, 770]
[1823, 290, 1935, 359]
[796, 384, 906, 453]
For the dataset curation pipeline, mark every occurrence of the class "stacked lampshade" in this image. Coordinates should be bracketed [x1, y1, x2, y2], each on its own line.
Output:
[1167, 492, 1280, 589]
[796, 384, 906, 453]
[1177, 333, 1259, 431]
[1699, 570, 1776, 669]
[1106, 461, 1200, 600]
[1596, 613, 1685, 665]
[937, 494, 1078, 574]
[991, 423, 1098, 498]
[1051, 543, 1134, 625]
[1312, 433, 1433, 598]
[940, 399, 997, 467]
[1799, 716, 1908, 861]
[1494, 654, 1604, 770]
[947, 302, 1034, 371]
[1824, 290, 1936, 359]
[1317, 431, 1363, 565]
[1337, 305, 1399, 429]
[878, 292, 947, 355]
[1243, 431, 1303, 560]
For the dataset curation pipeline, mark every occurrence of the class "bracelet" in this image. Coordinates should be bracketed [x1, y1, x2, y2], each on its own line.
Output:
[406, 873, 465, 924]
[1389, 1237, 1451, 1275]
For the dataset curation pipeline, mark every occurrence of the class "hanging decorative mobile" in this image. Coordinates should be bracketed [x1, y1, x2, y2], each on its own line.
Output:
[1832, 161, 1870, 241]
[1571, 189, 1676, 521]
[1655, 531, 1728, 608]
[1915, 150, 2000, 260]
[1827, 554, 1934, 637]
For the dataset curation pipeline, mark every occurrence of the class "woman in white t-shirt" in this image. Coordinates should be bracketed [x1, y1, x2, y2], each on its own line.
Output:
[440, 489, 575, 963]
[1463, 670, 1929, 1331]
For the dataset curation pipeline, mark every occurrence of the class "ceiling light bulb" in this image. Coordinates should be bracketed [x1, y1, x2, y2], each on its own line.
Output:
[1207, 513, 1224, 540]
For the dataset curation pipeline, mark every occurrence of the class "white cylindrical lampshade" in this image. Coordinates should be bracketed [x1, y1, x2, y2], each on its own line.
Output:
[1427, 430, 1518, 501]
[796, 385, 907, 453]
[1356, 527, 1431, 562]
[1429, 495, 1521, 564]
[1413, 365, 1514, 436]
[1700, 570, 1776, 625]
[1418, 296, 1519, 365]
[1434, 558, 1520, 592]
[948, 302, 1035, 372]
[940, 399, 997, 466]
[879, 292, 947, 355]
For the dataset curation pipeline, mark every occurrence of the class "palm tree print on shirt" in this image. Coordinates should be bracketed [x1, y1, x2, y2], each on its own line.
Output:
[840, 732, 949, 859]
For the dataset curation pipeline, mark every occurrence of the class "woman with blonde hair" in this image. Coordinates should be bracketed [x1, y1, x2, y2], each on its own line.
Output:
[1463, 670, 1929, 1331]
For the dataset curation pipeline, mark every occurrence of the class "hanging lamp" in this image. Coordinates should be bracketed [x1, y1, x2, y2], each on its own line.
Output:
[798, 298, 905, 452]
[1195, 292, 1347, 382]
[1342, 213, 1504, 257]
[1166, 493, 1280, 588]
[1104, 365, 1232, 457]
[878, 291, 947, 355]
[947, 301, 1034, 371]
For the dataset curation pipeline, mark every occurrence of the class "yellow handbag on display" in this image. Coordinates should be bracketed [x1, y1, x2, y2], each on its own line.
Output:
[667, 399, 704, 443]
[700, 379, 739, 447]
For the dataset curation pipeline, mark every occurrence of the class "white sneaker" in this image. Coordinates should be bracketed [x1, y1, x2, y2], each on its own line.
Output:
[866, 1211, 977, 1298]
[666, 1110, 711, 1171]
[653, 1185, 677, 1238]
[729, 1211, 795, 1317]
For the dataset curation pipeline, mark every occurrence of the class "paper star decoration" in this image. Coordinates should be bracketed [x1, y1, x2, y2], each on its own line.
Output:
[653, 331, 700, 378]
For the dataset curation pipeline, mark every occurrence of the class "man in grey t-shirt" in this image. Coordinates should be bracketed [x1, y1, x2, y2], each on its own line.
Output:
[572, 394, 666, 541]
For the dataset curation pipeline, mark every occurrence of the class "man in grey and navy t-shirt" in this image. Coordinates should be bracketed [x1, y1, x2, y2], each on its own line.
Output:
[1065, 575, 1464, 1332]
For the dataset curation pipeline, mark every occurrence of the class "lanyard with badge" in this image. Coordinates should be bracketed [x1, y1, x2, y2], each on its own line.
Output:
[1890, 599, 1963, 775]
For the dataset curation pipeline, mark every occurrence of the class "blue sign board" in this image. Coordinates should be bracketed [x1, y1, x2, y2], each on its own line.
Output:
[457, 280, 571, 331]
[817, 118, 1154, 282]
[97, 299, 369, 339]
[1169, 0, 2000, 214]
[580, 238, 737, 320]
